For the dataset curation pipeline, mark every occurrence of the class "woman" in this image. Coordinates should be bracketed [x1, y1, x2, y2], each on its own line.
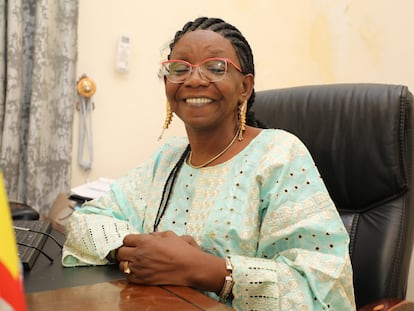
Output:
[63, 17, 356, 310]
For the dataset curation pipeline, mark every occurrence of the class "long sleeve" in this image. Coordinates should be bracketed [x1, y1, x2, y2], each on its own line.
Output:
[229, 133, 355, 310]
[62, 170, 144, 266]
[62, 137, 188, 266]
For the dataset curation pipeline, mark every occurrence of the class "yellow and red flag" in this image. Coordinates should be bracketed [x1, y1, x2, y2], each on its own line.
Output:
[0, 171, 27, 311]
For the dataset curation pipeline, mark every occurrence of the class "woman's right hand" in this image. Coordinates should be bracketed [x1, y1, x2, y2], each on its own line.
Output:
[179, 234, 201, 249]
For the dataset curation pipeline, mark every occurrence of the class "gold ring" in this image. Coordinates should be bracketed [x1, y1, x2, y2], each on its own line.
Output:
[123, 261, 131, 274]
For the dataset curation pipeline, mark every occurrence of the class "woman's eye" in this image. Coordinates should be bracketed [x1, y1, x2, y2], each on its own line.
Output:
[170, 64, 190, 75]
[205, 62, 226, 75]
[209, 68, 225, 74]
[173, 69, 189, 75]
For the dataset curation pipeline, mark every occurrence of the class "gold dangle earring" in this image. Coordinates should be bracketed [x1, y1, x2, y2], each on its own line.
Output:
[238, 100, 247, 141]
[158, 101, 173, 141]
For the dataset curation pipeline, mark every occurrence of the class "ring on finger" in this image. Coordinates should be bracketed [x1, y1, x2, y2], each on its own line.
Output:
[123, 261, 131, 274]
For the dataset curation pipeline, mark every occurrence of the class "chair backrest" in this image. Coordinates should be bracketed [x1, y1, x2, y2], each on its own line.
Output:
[253, 83, 414, 308]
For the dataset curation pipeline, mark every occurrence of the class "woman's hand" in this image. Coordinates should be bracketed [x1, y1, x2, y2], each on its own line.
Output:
[116, 231, 225, 292]
[179, 234, 201, 249]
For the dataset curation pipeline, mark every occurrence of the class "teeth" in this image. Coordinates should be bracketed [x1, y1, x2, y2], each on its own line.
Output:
[185, 98, 212, 105]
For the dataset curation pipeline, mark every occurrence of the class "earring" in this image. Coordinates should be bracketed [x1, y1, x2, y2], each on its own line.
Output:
[238, 100, 247, 141]
[158, 101, 173, 141]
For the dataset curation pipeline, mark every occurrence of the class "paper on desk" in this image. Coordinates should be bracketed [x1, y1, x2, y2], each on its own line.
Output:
[71, 177, 114, 199]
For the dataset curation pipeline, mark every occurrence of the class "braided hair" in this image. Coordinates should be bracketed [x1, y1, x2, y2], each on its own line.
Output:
[168, 17, 264, 128]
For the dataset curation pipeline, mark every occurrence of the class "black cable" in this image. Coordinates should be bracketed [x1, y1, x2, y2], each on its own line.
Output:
[13, 226, 64, 248]
[17, 242, 54, 263]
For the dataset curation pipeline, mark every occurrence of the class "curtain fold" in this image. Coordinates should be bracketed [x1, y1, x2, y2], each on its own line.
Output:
[0, 0, 78, 215]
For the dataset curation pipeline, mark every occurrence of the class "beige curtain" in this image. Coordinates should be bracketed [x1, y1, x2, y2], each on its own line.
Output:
[0, 0, 78, 215]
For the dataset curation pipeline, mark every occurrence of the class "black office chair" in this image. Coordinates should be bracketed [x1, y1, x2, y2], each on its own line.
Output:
[253, 83, 414, 309]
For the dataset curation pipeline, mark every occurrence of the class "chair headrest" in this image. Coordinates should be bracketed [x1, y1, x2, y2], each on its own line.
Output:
[253, 83, 413, 212]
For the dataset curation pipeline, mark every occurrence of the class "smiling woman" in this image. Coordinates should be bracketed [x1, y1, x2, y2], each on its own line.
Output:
[163, 28, 256, 162]
[62, 17, 356, 310]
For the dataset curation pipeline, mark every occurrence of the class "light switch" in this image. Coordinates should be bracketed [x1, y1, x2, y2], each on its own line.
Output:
[116, 34, 131, 73]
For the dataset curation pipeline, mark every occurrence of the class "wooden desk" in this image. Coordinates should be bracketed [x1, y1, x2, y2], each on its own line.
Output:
[24, 227, 233, 310]
[26, 280, 233, 311]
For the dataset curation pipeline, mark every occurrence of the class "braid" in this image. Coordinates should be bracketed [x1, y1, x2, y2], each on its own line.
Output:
[153, 145, 190, 231]
[168, 17, 264, 128]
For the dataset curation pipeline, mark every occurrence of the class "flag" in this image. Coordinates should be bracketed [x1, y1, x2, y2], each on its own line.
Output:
[0, 171, 27, 311]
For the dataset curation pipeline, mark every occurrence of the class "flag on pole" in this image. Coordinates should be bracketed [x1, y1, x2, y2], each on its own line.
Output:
[0, 171, 27, 311]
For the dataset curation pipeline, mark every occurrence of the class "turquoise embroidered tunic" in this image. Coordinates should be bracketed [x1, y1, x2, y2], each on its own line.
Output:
[63, 129, 356, 310]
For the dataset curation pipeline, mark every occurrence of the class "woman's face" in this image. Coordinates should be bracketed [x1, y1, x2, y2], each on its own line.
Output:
[164, 30, 253, 133]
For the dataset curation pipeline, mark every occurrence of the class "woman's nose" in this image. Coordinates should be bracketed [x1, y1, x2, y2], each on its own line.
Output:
[184, 67, 209, 86]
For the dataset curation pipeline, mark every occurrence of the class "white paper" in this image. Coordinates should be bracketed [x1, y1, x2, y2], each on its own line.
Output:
[71, 177, 114, 199]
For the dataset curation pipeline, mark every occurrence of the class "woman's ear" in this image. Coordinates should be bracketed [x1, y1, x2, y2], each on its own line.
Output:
[239, 74, 254, 103]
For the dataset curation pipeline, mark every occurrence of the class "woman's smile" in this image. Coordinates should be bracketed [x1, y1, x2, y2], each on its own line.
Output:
[185, 97, 213, 107]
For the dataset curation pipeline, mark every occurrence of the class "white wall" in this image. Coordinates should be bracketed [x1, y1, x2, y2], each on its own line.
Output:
[74, 0, 414, 300]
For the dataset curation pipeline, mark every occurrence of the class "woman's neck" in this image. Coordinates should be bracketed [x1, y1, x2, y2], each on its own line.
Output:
[187, 127, 240, 168]
[186, 125, 262, 168]
[187, 123, 237, 149]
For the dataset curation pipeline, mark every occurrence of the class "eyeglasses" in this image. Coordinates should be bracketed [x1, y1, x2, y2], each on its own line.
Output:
[161, 57, 243, 83]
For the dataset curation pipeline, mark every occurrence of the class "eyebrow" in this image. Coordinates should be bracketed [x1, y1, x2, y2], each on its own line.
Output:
[171, 46, 229, 60]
